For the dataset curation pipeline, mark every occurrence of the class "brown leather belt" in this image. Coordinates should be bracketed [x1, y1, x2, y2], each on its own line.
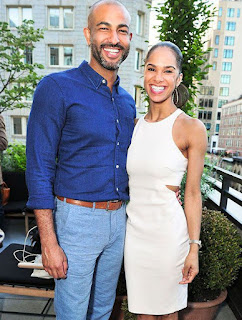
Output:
[57, 196, 123, 211]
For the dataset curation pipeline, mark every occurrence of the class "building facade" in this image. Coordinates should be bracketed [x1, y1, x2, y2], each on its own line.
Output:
[196, 0, 242, 151]
[218, 98, 242, 156]
[0, 0, 151, 143]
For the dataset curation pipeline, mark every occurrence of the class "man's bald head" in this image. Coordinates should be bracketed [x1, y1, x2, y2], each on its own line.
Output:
[88, 0, 131, 28]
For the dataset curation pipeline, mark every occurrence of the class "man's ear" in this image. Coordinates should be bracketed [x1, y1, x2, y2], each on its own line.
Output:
[83, 27, 91, 46]
[129, 32, 133, 41]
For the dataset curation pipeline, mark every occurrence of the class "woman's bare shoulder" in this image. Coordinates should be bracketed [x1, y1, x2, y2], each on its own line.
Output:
[179, 112, 206, 133]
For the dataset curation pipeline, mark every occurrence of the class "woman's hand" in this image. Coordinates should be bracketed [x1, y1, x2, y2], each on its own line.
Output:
[179, 250, 199, 284]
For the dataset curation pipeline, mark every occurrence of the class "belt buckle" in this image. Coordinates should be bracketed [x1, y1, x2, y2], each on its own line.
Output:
[106, 200, 119, 211]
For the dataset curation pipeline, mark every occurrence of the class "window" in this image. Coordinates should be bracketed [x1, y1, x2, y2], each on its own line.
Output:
[226, 22, 236, 31]
[135, 49, 143, 71]
[136, 11, 144, 35]
[199, 99, 213, 108]
[206, 123, 211, 130]
[214, 48, 218, 58]
[198, 111, 203, 119]
[217, 112, 221, 120]
[200, 86, 214, 95]
[218, 7, 222, 17]
[212, 62, 217, 70]
[199, 99, 204, 107]
[227, 8, 235, 17]
[237, 9, 240, 18]
[24, 47, 33, 64]
[222, 62, 232, 71]
[221, 75, 231, 84]
[220, 87, 229, 96]
[12, 117, 28, 136]
[48, 7, 74, 29]
[134, 86, 142, 108]
[49, 45, 73, 67]
[216, 124, 220, 133]
[207, 111, 212, 120]
[217, 21, 221, 30]
[8, 7, 32, 28]
[223, 49, 233, 58]
[224, 36, 235, 46]
[203, 111, 207, 120]
[215, 35, 220, 45]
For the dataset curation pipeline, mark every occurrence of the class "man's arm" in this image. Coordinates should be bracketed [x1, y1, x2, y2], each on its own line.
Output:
[0, 116, 8, 151]
[26, 76, 67, 278]
[35, 209, 68, 278]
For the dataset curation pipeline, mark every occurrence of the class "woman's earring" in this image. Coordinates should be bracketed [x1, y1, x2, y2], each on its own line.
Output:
[174, 87, 179, 105]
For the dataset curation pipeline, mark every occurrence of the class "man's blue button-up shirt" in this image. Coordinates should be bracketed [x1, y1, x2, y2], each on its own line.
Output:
[26, 61, 136, 209]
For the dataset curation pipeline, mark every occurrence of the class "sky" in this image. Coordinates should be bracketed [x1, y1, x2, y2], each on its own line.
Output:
[149, 0, 219, 46]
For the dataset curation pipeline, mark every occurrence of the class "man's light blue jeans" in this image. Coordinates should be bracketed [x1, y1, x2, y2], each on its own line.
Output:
[53, 198, 126, 320]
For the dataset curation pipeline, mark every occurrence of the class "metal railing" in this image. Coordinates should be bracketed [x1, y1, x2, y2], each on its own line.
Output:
[206, 165, 242, 227]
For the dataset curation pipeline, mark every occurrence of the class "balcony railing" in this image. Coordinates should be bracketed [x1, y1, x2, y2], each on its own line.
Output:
[206, 165, 242, 227]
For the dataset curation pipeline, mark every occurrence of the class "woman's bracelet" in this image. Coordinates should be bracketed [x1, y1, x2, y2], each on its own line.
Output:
[189, 239, 202, 249]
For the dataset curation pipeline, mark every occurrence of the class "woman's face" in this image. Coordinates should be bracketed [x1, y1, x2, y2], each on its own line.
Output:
[144, 46, 182, 105]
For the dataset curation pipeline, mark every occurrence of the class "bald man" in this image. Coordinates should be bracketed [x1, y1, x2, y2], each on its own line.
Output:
[26, 1, 135, 319]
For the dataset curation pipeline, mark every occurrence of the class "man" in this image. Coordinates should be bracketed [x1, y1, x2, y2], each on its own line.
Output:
[26, 1, 135, 319]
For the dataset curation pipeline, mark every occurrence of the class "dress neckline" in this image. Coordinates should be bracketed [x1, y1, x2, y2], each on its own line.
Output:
[143, 108, 182, 124]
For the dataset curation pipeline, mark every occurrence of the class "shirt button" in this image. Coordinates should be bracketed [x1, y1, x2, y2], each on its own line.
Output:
[116, 187, 119, 192]
[116, 119, 119, 123]
[117, 141, 120, 146]
[116, 165, 119, 169]
[102, 79, 106, 84]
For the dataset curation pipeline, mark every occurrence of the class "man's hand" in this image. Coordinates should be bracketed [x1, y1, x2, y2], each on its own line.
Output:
[42, 243, 68, 279]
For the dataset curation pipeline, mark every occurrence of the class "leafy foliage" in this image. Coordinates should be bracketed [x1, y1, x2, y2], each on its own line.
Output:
[147, 0, 216, 114]
[189, 209, 242, 302]
[1, 141, 26, 172]
[0, 20, 44, 113]
[121, 299, 137, 320]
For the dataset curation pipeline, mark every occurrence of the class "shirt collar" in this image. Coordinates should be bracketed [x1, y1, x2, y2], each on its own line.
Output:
[79, 60, 120, 93]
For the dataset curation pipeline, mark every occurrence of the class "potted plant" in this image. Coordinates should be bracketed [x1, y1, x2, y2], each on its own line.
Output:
[1, 141, 28, 210]
[179, 209, 242, 320]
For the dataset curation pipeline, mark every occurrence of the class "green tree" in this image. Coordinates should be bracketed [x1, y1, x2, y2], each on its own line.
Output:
[0, 20, 44, 113]
[149, 0, 216, 114]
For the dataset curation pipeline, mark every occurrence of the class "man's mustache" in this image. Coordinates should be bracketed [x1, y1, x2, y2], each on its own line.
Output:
[100, 43, 125, 50]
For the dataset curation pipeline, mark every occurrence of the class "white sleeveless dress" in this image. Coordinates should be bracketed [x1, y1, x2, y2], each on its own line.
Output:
[124, 109, 189, 315]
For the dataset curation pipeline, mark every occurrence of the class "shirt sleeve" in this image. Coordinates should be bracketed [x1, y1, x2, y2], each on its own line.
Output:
[26, 75, 66, 210]
[0, 115, 8, 151]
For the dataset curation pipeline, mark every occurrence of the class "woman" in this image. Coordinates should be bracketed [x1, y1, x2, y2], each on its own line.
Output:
[124, 42, 207, 320]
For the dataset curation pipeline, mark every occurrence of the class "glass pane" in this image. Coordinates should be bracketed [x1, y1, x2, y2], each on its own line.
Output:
[9, 8, 19, 27]
[64, 47, 73, 65]
[50, 8, 59, 28]
[22, 7, 32, 21]
[24, 47, 33, 64]
[136, 14, 142, 34]
[13, 118, 22, 134]
[50, 47, 59, 65]
[64, 8, 73, 29]
[135, 51, 140, 70]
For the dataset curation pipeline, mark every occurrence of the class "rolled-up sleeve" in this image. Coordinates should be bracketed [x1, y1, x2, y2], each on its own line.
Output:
[0, 116, 8, 151]
[26, 76, 66, 210]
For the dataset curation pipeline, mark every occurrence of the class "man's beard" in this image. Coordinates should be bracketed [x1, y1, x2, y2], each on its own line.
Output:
[90, 42, 130, 70]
